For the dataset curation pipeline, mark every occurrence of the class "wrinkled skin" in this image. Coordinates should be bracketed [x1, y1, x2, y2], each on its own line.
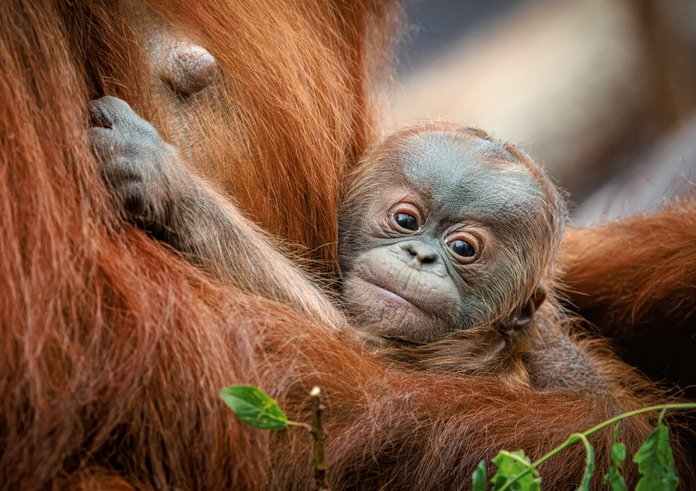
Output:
[90, 96, 185, 231]
[339, 127, 562, 344]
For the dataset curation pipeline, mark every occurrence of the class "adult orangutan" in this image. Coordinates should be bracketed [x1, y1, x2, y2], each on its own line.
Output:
[1, 1, 694, 490]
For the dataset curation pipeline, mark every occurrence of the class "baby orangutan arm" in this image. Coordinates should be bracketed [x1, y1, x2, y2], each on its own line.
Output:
[377, 314, 613, 396]
[90, 96, 344, 329]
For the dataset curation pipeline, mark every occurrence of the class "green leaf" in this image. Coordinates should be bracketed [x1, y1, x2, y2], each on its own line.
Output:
[603, 424, 628, 491]
[574, 434, 595, 491]
[472, 460, 487, 491]
[634, 418, 679, 491]
[490, 450, 541, 491]
[220, 385, 289, 430]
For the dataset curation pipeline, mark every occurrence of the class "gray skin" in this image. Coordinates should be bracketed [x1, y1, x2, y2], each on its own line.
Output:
[339, 130, 552, 344]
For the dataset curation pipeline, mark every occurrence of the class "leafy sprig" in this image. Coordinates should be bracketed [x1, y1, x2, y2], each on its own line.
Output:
[220, 385, 329, 490]
[219, 386, 694, 491]
[471, 403, 696, 491]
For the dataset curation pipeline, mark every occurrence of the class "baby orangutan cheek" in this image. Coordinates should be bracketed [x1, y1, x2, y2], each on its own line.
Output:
[341, 249, 461, 344]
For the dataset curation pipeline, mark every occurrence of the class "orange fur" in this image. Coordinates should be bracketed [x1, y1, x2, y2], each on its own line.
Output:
[0, 1, 693, 489]
[562, 198, 696, 332]
[143, 0, 400, 269]
[560, 199, 696, 389]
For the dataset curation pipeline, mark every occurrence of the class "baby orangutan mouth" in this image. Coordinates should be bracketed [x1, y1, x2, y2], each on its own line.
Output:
[366, 281, 415, 308]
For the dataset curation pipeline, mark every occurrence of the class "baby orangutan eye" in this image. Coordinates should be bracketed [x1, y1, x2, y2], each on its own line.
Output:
[449, 239, 475, 257]
[393, 212, 418, 231]
[390, 202, 421, 232]
[446, 232, 480, 262]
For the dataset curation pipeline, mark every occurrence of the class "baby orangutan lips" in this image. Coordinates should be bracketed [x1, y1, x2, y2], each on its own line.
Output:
[359, 272, 449, 321]
[368, 282, 414, 308]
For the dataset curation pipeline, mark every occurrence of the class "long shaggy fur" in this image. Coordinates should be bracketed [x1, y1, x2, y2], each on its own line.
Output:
[561, 199, 696, 390]
[0, 0, 694, 489]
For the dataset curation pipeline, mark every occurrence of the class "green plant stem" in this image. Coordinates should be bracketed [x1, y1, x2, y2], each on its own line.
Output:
[571, 433, 591, 456]
[497, 403, 696, 491]
[578, 403, 695, 440]
[287, 420, 312, 430]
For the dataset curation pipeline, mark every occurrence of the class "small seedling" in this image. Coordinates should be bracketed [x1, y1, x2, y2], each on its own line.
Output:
[471, 403, 695, 490]
[220, 384, 329, 491]
[220, 385, 695, 490]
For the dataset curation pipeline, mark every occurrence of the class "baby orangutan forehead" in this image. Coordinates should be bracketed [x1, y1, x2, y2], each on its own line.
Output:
[394, 131, 543, 221]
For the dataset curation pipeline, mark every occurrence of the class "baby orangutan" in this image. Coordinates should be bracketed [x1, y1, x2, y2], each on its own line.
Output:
[339, 123, 562, 343]
[90, 99, 608, 393]
[338, 123, 609, 390]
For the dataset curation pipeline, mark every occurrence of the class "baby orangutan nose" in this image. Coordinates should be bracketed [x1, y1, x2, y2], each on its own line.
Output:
[401, 241, 437, 263]
[396, 241, 448, 276]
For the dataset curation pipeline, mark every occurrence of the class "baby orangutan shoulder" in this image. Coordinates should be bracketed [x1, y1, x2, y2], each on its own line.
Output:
[338, 123, 609, 393]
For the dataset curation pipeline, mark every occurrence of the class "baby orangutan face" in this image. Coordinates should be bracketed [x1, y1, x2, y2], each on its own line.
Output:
[338, 124, 564, 344]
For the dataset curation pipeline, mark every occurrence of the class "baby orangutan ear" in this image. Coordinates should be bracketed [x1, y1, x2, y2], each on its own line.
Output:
[500, 285, 547, 335]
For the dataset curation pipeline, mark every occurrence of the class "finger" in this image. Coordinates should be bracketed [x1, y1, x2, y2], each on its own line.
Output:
[89, 127, 118, 160]
[90, 96, 145, 128]
[89, 99, 114, 129]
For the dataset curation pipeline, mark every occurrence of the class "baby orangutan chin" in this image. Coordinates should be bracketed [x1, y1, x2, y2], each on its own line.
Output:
[338, 123, 604, 390]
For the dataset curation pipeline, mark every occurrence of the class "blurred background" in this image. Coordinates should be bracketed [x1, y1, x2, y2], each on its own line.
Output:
[388, 0, 696, 224]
